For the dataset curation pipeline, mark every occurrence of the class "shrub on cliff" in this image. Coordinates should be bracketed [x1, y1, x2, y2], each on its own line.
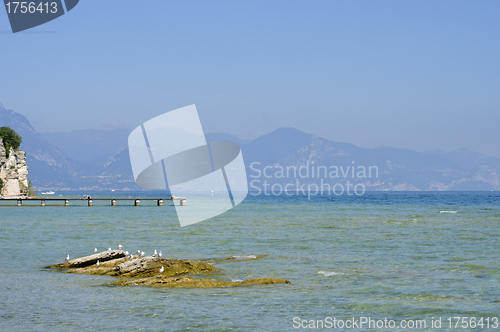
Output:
[0, 126, 22, 158]
[27, 180, 37, 197]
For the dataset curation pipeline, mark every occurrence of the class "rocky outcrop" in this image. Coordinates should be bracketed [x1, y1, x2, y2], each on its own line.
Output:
[109, 256, 217, 277]
[0, 137, 29, 197]
[53, 255, 218, 278]
[104, 275, 291, 288]
[49, 251, 290, 288]
[50, 250, 127, 269]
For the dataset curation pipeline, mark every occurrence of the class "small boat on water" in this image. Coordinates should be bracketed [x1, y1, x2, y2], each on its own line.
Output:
[41, 191, 55, 195]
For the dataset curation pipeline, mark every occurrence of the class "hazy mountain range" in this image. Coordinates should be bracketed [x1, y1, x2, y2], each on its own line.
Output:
[1, 102, 500, 191]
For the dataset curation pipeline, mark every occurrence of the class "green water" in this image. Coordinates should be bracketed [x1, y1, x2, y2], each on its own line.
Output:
[0, 192, 499, 331]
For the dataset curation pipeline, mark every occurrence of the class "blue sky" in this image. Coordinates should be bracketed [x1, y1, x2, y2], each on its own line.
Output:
[1, 1, 499, 156]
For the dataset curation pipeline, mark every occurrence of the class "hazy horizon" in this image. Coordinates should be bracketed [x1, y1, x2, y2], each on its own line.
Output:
[1, 101, 498, 158]
[2, 1, 500, 157]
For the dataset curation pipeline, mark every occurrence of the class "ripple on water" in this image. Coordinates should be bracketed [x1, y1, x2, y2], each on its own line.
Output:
[317, 270, 345, 277]
[1, 192, 500, 330]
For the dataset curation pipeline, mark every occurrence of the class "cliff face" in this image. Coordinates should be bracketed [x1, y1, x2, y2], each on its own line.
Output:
[0, 137, 29, 197]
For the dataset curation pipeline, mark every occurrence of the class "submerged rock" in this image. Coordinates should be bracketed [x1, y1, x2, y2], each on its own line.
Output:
[238, 278, 291, 285]
[104, 275, 291, 288]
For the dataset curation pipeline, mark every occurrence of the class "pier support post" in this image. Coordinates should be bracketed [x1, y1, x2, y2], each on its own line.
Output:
[111, 199, 117, 206]
[88, 199, 93, 207]
[65, 200, 69, 206]
[41, 200, 45, 206]
[17, 199, 22, 206]
[180, 199, 186, 206]
[157, 199, 163, 206]
[134, 199, 140, 206]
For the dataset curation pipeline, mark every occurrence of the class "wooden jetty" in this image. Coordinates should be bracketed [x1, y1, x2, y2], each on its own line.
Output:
[0, 197, 186, 207]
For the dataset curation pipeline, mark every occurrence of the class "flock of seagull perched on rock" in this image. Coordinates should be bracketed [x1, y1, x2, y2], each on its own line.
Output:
[65, 244, 164, 274]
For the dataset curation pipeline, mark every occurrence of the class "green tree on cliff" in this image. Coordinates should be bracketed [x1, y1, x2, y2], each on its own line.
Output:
[0, 126, 22, 158]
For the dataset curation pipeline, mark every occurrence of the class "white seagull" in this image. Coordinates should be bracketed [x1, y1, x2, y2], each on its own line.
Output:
[94, 248, 97, 253]
[118, 244, 123, 250]
[65, 255, 70, 262]
[140, 251, 145, 257]
[107, 248, 112, 251]
[153, 250, 157, 257]
[159, 266, 164, 273]
[129, 254, 133, 260]
[158, 251, 162, 258]
[96, 260, 100, 266]
[125, 251, 129, 255]
[136, 250, 141, 255]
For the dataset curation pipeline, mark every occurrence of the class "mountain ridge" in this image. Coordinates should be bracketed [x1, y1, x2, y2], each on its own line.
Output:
[2, 103, 500, 191]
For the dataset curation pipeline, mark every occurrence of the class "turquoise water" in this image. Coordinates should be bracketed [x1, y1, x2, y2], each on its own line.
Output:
[1, 192, 499, 331]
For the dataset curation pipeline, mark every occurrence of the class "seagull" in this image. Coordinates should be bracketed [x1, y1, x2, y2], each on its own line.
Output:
[136, 250, 140, 255]
[158, 251, 162, 258]
[96, 260, 100, 266]
[94, 248, 97, 253]
[118, 244, 123, 250]
[107, 248, 112, 251]
[65, 255, 70, 262]
[153, 250, 157, 257]
[129, 254, 133, 259]
[159, 266, 164, 273]
[125, 251, 129, 255]
[140, 251, 145, 257]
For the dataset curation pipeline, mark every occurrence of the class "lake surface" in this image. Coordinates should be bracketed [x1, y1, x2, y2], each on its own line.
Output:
[1, 192, 499, 331]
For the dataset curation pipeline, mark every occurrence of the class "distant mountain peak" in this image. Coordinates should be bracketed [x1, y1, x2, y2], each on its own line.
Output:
[269, 127, 312, 138]
[274, 127, 308, 134]
[0, 102, 89, 189]
[3, 101, 500, 191]
[205, 132, 250, 145]
[451, 147, 479, 155]
[0, 103, 37, 133]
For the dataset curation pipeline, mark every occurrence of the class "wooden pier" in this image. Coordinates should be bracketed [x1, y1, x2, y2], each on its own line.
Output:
[0, 197, 186, 207]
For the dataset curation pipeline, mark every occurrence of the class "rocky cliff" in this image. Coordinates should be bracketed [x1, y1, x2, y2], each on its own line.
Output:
[0, 137, 28, 197]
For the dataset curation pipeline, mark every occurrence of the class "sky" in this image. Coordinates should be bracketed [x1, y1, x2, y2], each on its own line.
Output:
[1, 1, 499, 156]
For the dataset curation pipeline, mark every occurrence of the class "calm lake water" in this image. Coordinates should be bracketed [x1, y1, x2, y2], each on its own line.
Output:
[1, 192, 499, 331]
